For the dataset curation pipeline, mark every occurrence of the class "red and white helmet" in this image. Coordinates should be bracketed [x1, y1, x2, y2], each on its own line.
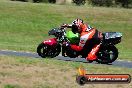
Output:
[72, 18, 83, 26]
[72, 19, 83, 34]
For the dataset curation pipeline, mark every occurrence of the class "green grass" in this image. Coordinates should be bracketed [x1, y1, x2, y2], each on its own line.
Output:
[4, 84, 21, 88]
[0, 55, 132, 88]
[0, 1, 131, 88]
[0, 0, 132, 60]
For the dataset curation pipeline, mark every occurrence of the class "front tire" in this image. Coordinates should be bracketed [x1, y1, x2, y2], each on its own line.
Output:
[37, 43, 61, 58]
[50, 44, 61, 58]
[37, 43, 47, 58]
[96, 45, 118, 64]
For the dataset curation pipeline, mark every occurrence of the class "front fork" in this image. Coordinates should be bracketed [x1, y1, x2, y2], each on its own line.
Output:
[62, 45, 67, 57]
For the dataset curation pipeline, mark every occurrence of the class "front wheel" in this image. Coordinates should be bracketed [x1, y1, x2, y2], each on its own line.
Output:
[37, 43, 47, 58]
[96, 45, 118, 64]
[37, 43, 61, 58]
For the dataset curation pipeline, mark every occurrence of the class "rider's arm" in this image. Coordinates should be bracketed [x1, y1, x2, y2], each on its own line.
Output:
[70, 44, 83, 51]
[61, 24, 72, 29]
[67, 24, 72, 28]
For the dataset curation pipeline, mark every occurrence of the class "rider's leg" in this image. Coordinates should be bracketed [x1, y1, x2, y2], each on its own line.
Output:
[86, 44, 100, 61]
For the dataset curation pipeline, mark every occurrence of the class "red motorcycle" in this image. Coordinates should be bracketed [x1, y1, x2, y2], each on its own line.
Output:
[37, 28, 122, 64]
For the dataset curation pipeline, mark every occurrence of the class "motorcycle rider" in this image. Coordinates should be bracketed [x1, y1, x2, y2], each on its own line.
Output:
[61, 18, 103, 61]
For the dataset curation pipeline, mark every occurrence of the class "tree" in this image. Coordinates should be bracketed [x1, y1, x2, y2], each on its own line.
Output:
[90, 0, 113, 7]
[115, 0, 131, 8]
[48, 0, 56, 3]
[72, 0, 86, 5]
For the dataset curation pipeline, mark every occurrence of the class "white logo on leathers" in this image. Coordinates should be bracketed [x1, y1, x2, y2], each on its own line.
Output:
[79, 30, 94, 47]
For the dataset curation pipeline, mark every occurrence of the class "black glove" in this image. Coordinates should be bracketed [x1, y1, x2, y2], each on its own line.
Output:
[61, 24, 68, 29]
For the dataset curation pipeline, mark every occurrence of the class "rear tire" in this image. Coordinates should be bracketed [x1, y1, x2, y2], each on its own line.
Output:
[96, 45, 118, 64]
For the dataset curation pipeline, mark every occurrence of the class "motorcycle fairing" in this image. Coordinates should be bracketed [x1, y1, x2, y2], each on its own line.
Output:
[43, 38, 57, 46]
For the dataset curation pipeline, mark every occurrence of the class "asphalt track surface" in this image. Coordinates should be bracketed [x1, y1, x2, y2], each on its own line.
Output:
[0, 50, 132, 68]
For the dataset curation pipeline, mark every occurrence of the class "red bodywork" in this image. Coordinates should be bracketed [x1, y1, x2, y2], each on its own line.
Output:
[43, 38, 57, 46]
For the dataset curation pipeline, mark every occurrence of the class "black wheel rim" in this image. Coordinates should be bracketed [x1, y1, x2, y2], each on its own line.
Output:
[47, 45, 61, 58]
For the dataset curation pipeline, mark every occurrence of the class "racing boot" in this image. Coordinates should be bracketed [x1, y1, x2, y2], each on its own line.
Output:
[86, 44, 100, 61]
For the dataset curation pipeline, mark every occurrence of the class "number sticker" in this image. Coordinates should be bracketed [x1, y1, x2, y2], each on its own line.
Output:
[85, 25, 93, 32]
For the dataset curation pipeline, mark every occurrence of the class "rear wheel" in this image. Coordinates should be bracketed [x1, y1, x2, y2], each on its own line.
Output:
[96, 45, 118, 64]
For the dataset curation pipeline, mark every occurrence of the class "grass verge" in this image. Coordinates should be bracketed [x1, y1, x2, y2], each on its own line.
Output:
[0, 55, 132, 88]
